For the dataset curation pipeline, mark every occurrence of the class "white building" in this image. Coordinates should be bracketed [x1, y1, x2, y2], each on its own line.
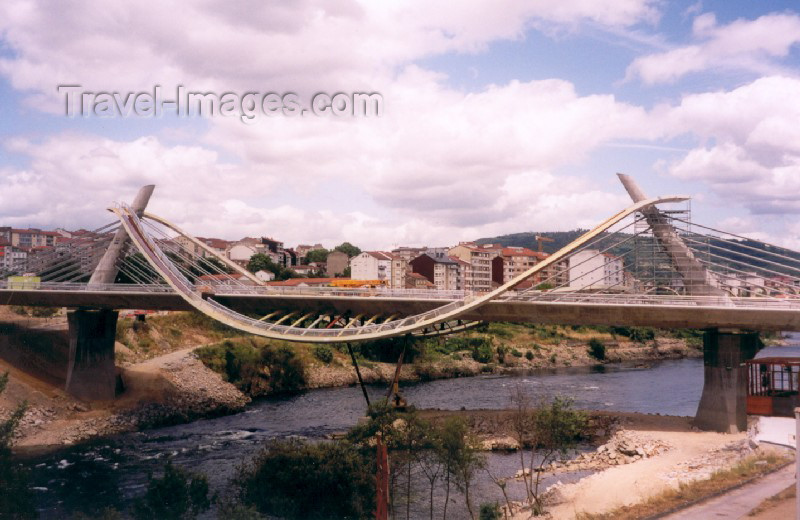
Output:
[350, 251, 392, 281]
[0, 245, 27, 272]
[226, 243, 259, 266]
[255, 270, 276, 282]
[567, 249, 624, 291]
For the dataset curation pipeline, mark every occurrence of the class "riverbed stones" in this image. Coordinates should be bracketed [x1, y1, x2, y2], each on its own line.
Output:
[511, 430, 673, 477]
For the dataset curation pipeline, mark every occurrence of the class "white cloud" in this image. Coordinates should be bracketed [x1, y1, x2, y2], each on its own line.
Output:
[626, 12, 800, 84]
[661, 76, 800, 215]
[0, 68, 643, 248]
[0, 0, 660, 111]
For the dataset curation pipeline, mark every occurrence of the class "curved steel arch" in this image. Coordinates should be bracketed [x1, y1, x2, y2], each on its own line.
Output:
[112, 195, 688, 343]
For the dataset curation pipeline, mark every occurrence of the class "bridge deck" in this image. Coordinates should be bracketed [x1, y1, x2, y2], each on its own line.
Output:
[3, 288, 800, 331]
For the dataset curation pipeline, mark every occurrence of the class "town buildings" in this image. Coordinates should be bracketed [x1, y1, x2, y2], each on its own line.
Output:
[567, 249, 625, 291]
[325, 251, 349, 277]
[408, 253, 463, 291]
[448, 242, 496, 292]
[350, 251, 392, 282]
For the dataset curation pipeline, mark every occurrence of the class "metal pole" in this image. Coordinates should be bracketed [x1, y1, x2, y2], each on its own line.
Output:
[347, 342, 371, 408]
[375, 432, 389, 520]
[386, 335, 408, 403]
[795, 407, 799, 520]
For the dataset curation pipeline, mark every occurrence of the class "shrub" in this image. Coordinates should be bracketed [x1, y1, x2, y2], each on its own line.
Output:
[236, 439, 374, 519]
[472, 344, 493, 363]
[588, 338, 606, 361]
[352, 336, 424, 363]
[525, 350, 534, 361]
[511, 348, 522, 357]
[487, 323, 513, 338]
[197, 339, 306, 396]
[133, 462, 210, 520]
[312, 345, 333, 364]
[549, 353, 557, 364]
[496, 345, 508, 363]
[479, 502, 502, 520]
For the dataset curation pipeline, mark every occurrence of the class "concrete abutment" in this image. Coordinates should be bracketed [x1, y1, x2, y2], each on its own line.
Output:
[65, 309, 119, 401]
[693, 329, 761, 433]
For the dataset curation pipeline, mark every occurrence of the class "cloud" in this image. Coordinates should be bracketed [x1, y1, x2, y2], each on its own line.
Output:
[626, 12, 800, 84]
[0, 69, 642, 248]
[205, 69, 648, 227]
[661, 76, 800, 215]
[0, 0, 660, 111]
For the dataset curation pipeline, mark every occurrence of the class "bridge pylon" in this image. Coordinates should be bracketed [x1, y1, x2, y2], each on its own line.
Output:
[694, 329, 761, 433]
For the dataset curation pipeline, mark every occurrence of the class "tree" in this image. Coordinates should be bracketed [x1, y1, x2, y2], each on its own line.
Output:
[528, 397, 586, 513]
[335, 242, 361, 258]
[436, 417, 485, 520]
[236, 439, 374, 519]
[247, 253, 279, 276]
[133, 462, 211, 520]
[191, 256, 230, 278]
[115, 252, 160, 284]
[247, 254, 298, 281]
[342, 266, 351, 278]
[510, 387, 587, 516]
[304, 249, 329, 264]
[0, 372, 36, 519]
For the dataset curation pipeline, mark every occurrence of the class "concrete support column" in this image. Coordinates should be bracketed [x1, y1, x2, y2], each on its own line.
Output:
[694, 329, 761, 433]
[65, 309, 119, 401]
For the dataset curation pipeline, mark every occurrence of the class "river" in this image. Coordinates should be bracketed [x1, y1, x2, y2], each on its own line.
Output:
[25, 358, 703, 518]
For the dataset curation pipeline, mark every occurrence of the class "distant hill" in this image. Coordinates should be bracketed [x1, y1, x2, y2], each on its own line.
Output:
[475, 230, 588, 254]
[477, 230, 800, 279]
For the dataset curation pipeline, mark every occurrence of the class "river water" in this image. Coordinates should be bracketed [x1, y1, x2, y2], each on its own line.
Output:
[25, 358, 703, 518]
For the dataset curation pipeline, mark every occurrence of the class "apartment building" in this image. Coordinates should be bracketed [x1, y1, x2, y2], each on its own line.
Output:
[448, 242, 496, 292]
[567, 249, 624, 291]
[5, 228, 61, 249]
[0, 245, 27, 273]
[350, 251, 392, 281]
[408, 253, 463, 291]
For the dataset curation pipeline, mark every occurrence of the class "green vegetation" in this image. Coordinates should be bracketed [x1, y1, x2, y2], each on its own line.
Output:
[511, 348, 522, 358]
[510, 391, 588, 516]
[0, 372, 35, 519]
[471, 343, 494, 363]
[312, 345, 333, 363]
[247, 253, 297, 281]
[235, 439, 374, 520]
[479, 502, 502, 520]
[334, 242, 362, 258]
[304, 248, 329, 264]
[588, 338, 606, 361]
[197, 338, 306, 396]
[116, 311, 242, 359]
[133, 462, 211, 520]
[525, 350, 534, 361]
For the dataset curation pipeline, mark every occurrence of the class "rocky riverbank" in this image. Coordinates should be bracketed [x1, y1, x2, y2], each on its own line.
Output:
[5, 350, 249, 454]
[306, 335, 701, 390]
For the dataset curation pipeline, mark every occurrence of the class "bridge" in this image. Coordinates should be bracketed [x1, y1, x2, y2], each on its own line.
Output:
[3, 174, 800, 433]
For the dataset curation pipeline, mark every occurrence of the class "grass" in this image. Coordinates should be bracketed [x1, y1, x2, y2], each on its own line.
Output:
[747, 483, 795, 516]
[575, 453, 792, 520]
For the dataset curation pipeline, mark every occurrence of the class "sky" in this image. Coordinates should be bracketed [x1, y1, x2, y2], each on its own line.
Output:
[2, 0, 800, 250]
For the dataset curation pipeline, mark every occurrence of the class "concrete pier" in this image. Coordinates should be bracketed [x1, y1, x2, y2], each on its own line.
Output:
[65, 309, 119, 400]
[694, 329, 761, 433]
